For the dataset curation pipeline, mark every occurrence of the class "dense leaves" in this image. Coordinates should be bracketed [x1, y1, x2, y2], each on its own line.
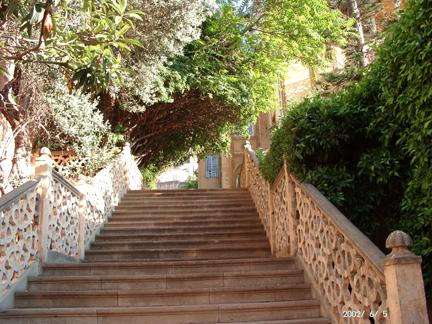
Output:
[260, 0, 432, 296]
[115, 0, 349, 168]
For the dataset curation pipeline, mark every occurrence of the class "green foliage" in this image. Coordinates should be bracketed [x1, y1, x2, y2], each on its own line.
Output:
[183, 174, 198, 189]
[129, 0, 350, 170]
[261, 0, 432, 295]
[140, 164, 159, 189]
[1, 0, 143, 93]
[45, 82, 122, 176]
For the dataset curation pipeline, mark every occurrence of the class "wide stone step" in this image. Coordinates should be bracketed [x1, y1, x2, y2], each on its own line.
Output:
[16, 284, 312, 308]
[99, 224, 264, 235]
[111, 210, 259, 218]
[208, 319, 330, 324]
[29, 269, 305, 291]
[116, 202, 254, 209]
[84, 245, 271, 261]
[90, 238, 269, 250]
[95, 231, 267, 242]
[126, 189, 249, 194]
[103, 219, 261, 228]
[118, 197, 254, 203]
[42, 257, 297, 276]
[107, 214, 259, 222]
[113, 207, 258, 214]
[124, 192, 251, 200]
[0, 300, 322, 324]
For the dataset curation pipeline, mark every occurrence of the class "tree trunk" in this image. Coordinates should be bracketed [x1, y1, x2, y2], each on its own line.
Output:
[348, 0, 368, 66]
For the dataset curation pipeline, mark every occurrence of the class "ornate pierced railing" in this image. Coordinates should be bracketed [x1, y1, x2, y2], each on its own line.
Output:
[0, 144, 142, 304]
[0, 180, 40, 296]
[241, 142, 429, 324]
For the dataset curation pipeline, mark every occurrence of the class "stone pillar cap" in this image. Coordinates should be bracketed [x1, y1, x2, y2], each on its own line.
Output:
[40, 147, 52, 157]
[386, 230, 413, 250]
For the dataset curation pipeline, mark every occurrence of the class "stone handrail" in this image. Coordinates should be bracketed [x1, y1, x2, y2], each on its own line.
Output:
[241, 142, 429, 324]
[0, 144, 143, 305]
[0, 179, 41, 296]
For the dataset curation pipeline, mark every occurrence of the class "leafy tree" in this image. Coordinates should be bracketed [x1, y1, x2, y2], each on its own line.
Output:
[106, 0, 350, 169]
[0, 0, 213, 187]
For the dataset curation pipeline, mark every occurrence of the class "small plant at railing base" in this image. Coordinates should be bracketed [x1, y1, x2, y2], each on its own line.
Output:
[260, 0, 432, 297]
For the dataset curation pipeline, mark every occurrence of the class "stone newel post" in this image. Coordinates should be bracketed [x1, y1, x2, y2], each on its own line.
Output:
[244, 141, 252, 189]
[383, 230, 429, 324]
[34, 147, 53, 263]
[123, 142, 131, 190]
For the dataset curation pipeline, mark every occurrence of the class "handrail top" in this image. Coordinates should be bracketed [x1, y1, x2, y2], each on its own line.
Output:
[0, 178, 41, 210]
[52, 170, 82, 197]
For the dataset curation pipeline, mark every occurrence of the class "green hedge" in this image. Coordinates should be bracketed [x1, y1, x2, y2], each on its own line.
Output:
[261, 0, 432, 296]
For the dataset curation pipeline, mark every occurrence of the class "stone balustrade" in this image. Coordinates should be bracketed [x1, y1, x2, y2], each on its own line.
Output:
[241, 142, 429, 324]
[0, 144, 143, 306]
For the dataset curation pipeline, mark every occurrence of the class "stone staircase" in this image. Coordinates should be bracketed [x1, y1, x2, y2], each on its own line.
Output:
[1, 189, 329, 323]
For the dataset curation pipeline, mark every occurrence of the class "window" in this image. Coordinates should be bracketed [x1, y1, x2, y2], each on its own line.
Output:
[205, 155, 219, 178]
[248, 123, 255, 136]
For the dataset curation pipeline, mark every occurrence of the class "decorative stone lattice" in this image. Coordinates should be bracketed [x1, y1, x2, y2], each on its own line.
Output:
[0, 182, 39, 296]
[84, 200, 104, 247]
[295, 185, 388, 323]
[80, 146, 143, 247]
[271, 170, 290, 254]
[47, 173, 80, 257]
[242, 147, 388, 323]
[245, 154, 271, 236]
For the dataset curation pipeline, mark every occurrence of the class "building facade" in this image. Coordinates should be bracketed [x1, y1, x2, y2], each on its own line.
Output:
[198, 62, 316, 189]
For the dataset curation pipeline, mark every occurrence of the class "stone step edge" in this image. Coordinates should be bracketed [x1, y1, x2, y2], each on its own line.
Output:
[96, 229, 266, 242]
[90, 238, 268, 246]
[16, 283, 311, 299]
[42, 257, 295, 270]
[85, 245, 270, 255]
[206, 319, 330, 324]
[101, 224, 263, 230]
[0, 300, 321, 318]
[31, 269, 304, 283]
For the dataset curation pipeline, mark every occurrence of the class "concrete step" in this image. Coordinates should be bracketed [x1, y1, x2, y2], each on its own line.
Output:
[90, 238, 269, 250]
[29, 269, 305, 291]
[95, 231, 267, 242]
[42, 257, 298, 276]
[0, 300, 322, 324]
[84, 245, 271, 261]
[16, 284, 312, 308]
